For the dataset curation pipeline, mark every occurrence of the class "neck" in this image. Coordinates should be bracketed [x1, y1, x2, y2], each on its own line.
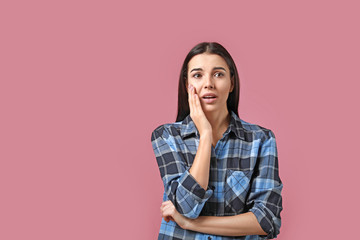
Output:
[204, 108, 231, 134]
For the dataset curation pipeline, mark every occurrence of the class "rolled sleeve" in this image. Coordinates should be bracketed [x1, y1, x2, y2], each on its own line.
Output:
[151, 125, 213, 219]
[247, 130, 283, 239]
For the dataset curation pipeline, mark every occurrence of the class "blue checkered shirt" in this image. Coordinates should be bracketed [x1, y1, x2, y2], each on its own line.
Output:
[151, 110, 283, 239]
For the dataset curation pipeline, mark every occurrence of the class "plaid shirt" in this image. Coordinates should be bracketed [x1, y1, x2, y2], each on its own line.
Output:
[151, 110, 283, 240]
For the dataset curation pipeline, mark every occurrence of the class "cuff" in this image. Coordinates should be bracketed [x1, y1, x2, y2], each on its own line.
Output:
[176, 169, 213, 218]
[249, 206, 279, 239]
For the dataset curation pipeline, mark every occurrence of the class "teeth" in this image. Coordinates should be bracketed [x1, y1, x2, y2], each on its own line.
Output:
[204, 96, 215, 98]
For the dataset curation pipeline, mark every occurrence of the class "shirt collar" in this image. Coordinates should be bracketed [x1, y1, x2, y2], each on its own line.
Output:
[180, 110, 245, 140]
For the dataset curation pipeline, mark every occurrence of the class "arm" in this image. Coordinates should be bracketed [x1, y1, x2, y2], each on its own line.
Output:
[189, 131, 212, 190]
[185, 212, 267, 236]
[245, 130, 283, 239]
[151, 126, 213, 219]
[187, 83, 213, 190]
[161, 200, 266, 236]
[161, 130, 283, 238]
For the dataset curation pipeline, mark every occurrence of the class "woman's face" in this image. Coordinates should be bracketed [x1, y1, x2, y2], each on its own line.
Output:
[186, 53, 234, 113]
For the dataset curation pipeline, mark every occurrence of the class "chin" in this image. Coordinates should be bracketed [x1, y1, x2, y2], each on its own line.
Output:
[202, 105, 219, 112]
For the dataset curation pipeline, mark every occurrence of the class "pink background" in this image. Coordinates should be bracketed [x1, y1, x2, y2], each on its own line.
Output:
[1, 0, 359, 239]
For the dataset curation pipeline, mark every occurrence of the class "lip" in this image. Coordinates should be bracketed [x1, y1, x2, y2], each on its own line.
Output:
[202, 97, 217, 104]
[201, 93, 217, 104]
[201, 93, 218, 98]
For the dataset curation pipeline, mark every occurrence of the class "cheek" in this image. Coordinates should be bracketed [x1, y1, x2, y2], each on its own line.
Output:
[221, 83, 232, 93]
[195, 87, 201, 94]
[218, 88, 231, 100]
[189, 82, 201, 94]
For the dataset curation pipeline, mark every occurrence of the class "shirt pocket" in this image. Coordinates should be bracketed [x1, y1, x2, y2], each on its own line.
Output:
[224, 169, 251, 215]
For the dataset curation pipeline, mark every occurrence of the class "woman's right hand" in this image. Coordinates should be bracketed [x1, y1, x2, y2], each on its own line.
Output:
[188, 84, 212, 137]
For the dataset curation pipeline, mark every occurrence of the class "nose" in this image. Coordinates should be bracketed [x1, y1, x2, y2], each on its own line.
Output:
[204, 75, 214, 89]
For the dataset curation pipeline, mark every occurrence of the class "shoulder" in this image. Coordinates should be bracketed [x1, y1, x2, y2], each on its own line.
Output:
[150, 121, 183, 142]
[239, 118, 276, 141]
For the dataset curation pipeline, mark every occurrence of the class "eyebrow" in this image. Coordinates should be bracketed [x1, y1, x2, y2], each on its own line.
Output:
[190, 67, 227, 73]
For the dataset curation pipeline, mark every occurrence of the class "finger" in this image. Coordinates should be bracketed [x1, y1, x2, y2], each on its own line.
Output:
[160, 203, 167, 212]
[191, 92, 200, 115]
[190, 86, 199, 108]
[160, 202, 167, 211]
[164, 216, 174, 223]
[162, 203, 173, 212]
[190, 86, 198, 115]
[161, 202, 173, 222]
[194, 93, 201, 109]
[161, 205, 169, 217]
[162, 207, 174, 221]
[188, 85, 194, 114]
[162, 200, 172, 207]
[161, 201, 177, 223]
[161, 200, 170, 206]
[190, 85, 196, 114]
[160, 204, 166, 214]
[162, 202, 176, 217]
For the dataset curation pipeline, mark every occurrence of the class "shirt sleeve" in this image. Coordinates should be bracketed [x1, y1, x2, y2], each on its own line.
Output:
[246, 130, 283, 239]
[151, 125, 214, 219]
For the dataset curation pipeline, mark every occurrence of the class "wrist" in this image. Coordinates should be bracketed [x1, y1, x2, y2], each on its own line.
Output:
[184, 218, 195, 231]
[200, 130, 212, 141]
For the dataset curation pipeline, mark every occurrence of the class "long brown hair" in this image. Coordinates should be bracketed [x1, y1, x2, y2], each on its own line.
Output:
[176, 42, 241, 122]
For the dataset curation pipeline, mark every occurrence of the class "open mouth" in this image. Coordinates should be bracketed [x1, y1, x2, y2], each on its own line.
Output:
[202, 96, 217, 103]
[202, 96, 217, 99]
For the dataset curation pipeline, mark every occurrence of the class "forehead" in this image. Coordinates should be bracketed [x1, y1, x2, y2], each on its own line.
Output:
[188, 53, 228, 70]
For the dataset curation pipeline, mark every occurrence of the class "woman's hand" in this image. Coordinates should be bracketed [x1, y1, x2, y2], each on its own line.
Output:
[188, 84, 212, 137]
[160, 200, 190, 229]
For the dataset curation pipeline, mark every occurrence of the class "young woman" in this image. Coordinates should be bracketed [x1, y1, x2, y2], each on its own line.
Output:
[151, 42, 283, 239]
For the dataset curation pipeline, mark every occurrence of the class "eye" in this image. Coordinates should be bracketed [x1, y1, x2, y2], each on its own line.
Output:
[214, 72, 224, 77]
[193, 73, 202, 78]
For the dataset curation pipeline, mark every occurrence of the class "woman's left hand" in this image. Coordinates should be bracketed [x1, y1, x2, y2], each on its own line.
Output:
[160, 200, 189, 229]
